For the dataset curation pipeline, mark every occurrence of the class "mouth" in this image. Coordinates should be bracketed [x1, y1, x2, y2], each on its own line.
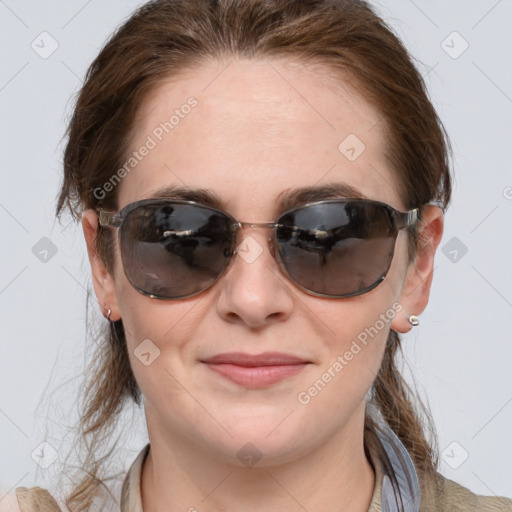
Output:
[200, 352, 312, 388]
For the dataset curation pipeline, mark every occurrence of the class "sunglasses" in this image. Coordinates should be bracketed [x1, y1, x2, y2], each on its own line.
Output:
[97, 198, 419, 300]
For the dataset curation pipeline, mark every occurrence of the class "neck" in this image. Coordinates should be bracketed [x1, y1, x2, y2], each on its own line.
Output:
[141, 414, 375, 512]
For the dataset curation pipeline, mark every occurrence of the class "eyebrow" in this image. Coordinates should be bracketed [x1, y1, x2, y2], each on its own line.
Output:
[144, 182, 369, 215]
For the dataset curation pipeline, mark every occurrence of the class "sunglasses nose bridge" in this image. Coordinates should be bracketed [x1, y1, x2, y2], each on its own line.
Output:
[235, 221, 278, 236]
[233, 221, 278, 259]
[238, 221, 276, 229]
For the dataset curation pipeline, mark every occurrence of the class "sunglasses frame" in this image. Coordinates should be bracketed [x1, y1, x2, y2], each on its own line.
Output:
[97, 197, 420, 300]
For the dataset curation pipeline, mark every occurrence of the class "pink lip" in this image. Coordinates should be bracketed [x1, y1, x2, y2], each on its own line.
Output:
[200, 352, 311, 388]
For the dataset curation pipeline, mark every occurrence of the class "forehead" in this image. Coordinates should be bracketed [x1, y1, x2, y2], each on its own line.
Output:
[117, 58, 402, 215]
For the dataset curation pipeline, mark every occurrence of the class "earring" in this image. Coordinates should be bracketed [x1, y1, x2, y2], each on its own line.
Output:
[408, 315, 419, 327]
[107, 308, 112, 322]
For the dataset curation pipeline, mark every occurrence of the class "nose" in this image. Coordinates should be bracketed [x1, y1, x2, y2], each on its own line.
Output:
[215, 228, 295, 329]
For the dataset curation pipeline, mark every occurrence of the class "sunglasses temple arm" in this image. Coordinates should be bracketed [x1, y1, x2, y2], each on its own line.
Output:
[98, 209, 122, 228]
[394, 208, 420, 230]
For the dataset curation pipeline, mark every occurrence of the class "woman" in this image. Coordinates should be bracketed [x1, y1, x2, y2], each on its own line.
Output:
[3, 0, 511, 511]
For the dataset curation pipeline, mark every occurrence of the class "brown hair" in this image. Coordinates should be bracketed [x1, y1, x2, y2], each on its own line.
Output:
[55, 0, 452, 509]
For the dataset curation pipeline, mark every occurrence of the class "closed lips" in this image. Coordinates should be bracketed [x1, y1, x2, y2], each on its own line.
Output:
[200, 352, 310, 366]
[200, 352, 312, 388]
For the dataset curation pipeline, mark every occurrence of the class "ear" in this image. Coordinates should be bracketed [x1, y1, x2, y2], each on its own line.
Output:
[391, 204, 444, 333]
[82, 209, 121, 321]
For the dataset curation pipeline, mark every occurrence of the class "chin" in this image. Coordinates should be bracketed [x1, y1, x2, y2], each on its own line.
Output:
[195, 413, 316, 467]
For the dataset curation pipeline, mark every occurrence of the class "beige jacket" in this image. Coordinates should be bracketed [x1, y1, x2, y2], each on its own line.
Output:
[3, 441, 512, 511]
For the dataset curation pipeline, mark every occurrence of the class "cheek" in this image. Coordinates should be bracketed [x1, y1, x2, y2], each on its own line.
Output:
[302, 281, 401, 396]
[113, 274, 203, 391]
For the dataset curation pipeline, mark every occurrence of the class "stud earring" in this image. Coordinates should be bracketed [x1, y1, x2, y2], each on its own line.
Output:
[408, 315, 419, 327]
[107, 308, 112, 322]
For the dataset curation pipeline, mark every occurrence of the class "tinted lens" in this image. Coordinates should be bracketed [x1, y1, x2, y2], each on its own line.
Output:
[119, 202, 234, 299]
[275, 201, 397, 297]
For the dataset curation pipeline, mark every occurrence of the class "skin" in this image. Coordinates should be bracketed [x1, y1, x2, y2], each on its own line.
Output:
[82, 58, 443, 512]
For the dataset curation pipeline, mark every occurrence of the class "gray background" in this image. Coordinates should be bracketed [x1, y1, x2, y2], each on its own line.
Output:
[1, 0, 511, 501]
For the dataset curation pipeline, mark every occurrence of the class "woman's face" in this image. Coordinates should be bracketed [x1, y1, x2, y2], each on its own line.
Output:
[85, 58, 439, 466]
